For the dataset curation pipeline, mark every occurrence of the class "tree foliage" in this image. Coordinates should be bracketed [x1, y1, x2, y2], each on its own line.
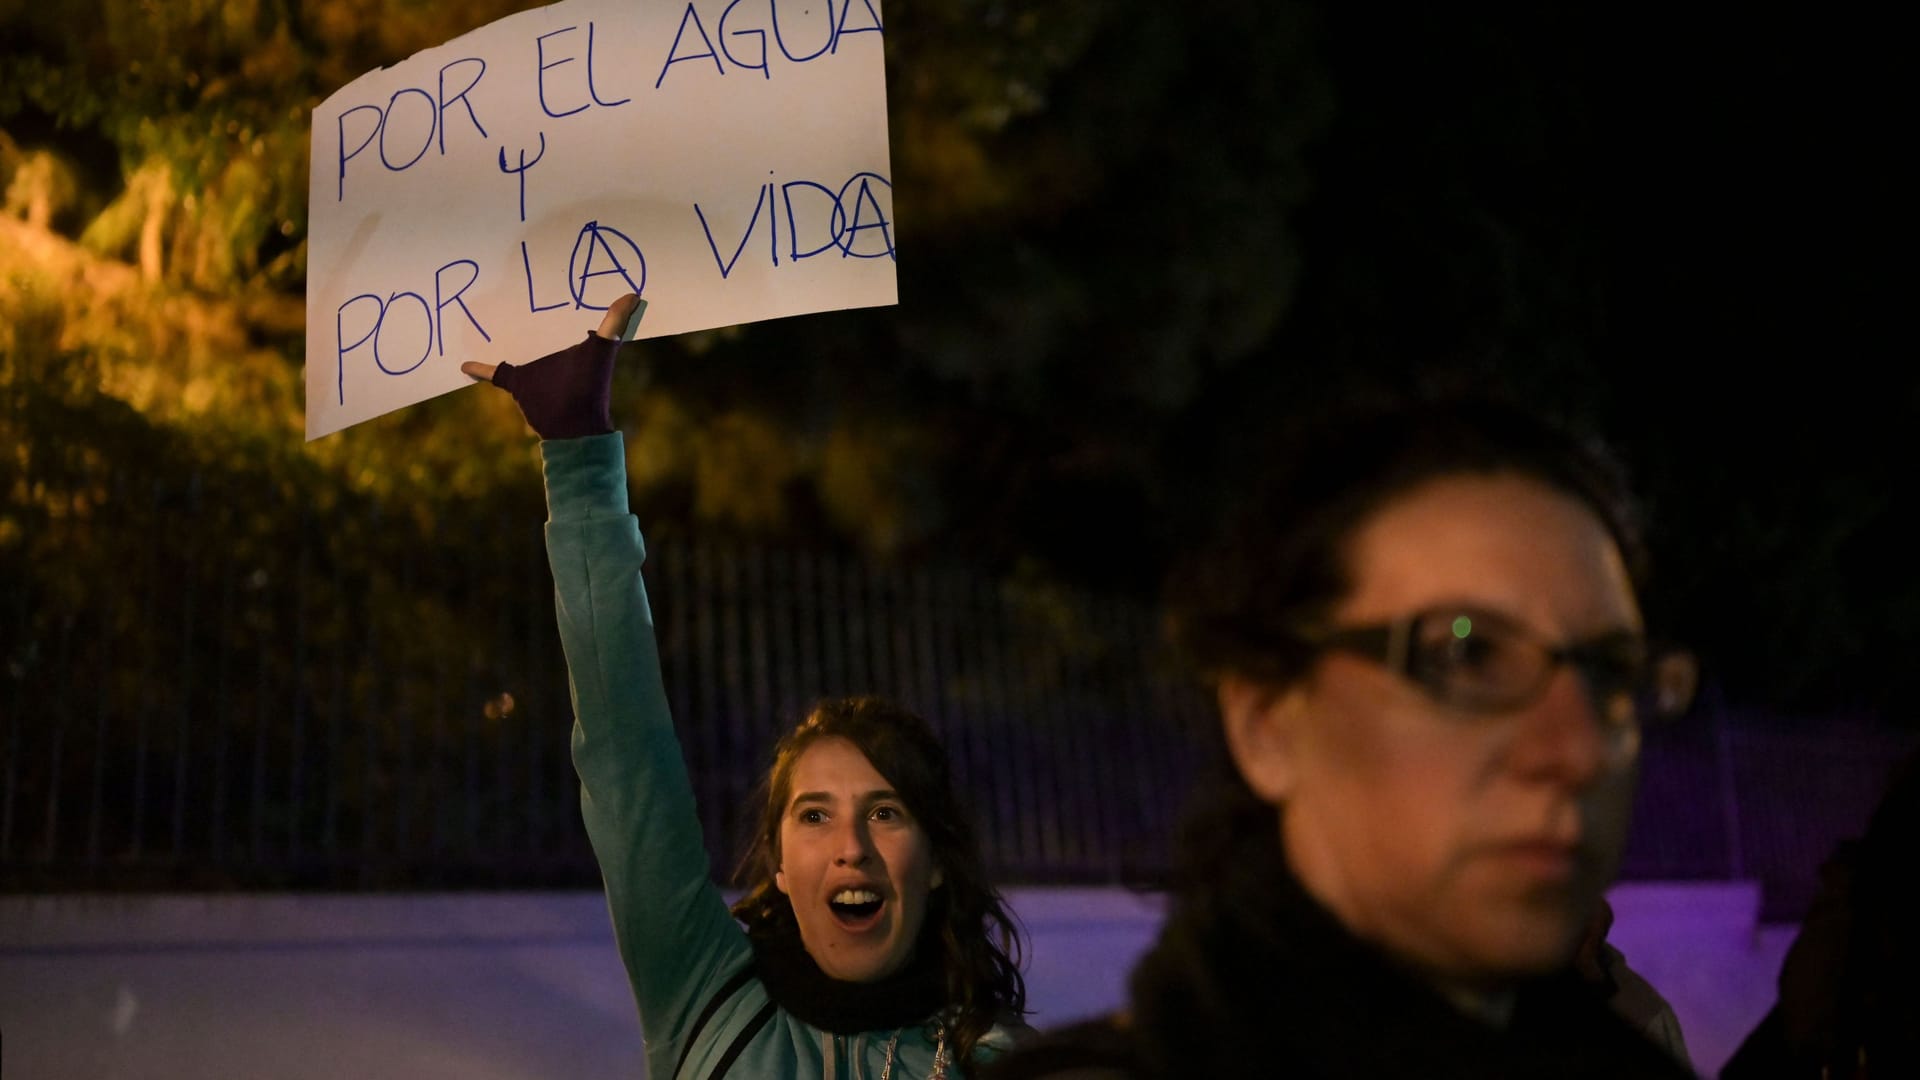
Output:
[1, 2, 1913, 716]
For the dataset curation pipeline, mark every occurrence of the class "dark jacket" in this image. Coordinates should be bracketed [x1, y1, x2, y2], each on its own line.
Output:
[988, 824, 1691, 1079]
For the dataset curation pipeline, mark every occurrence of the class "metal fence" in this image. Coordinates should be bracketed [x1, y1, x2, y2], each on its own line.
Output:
[2, 470, 1912, 920]
[0, 464, 1216, 891]
[1622, 699, 1914, 919]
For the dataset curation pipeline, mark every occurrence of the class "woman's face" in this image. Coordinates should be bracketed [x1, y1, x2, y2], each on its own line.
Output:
[1221, 472, 1643, 984]
[775, 736, 943, 982]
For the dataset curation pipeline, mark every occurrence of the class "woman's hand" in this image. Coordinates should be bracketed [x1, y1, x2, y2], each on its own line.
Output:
[461, 293, 646, 440]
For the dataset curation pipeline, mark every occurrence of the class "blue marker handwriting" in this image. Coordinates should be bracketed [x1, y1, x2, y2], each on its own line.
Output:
[537, 22, 631, 118]
[695, 170, 894, 277]
[336, 58, 489, 201]
[325, 5, 893, 410]
[655, 0, 883, 88]
[334, 259, 491, 405]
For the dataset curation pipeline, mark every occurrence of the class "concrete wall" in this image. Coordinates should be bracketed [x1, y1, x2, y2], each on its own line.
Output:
[2, 883, 1788, 1078]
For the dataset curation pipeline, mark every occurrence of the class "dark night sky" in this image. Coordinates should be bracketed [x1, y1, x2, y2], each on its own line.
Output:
[1155, 8, 1912, 714]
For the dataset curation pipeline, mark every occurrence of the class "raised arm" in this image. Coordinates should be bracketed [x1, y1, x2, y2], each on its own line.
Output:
[465, 299, 752, 1068]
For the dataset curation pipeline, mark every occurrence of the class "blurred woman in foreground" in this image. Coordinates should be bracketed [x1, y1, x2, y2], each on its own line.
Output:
[993, 399, 1698, 1078]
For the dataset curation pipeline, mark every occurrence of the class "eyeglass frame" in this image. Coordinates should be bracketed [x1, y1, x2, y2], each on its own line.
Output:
[1284, 605, 1700, 724]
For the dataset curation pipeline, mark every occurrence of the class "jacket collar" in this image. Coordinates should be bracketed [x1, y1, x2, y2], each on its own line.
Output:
[749, 905, 947, 1036]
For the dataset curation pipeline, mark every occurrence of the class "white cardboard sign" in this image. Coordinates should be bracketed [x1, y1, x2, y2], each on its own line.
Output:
[304, 0, 895, 440]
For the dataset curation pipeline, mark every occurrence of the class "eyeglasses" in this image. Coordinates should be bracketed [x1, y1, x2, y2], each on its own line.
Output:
[1291, 606, 1699, 725]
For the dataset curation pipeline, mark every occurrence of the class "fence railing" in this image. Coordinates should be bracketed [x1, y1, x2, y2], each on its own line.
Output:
[0, 464, 1216, 890]
[2, 469, 1912, 919]
[1621, 699, 1914, 919]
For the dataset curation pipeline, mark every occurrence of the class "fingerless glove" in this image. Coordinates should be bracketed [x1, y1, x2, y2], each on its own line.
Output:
[490, 331, 618, 440]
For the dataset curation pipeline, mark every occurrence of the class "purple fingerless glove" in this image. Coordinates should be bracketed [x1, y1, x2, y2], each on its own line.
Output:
[490, 331, 619, 441]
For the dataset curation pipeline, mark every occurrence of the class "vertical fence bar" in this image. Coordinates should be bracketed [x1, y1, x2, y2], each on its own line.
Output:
[768, 547, 799, 720]
[361, 574, 382, 879]
[907, 566, 941, 727]
[1091, 592, 1137, 879]
[2, 578, 29, 860]
[169, 471, 206, 864]
[395, 551, 415, 862]
[928, 568, 979, 834]
[250, 609, 271, 866]
[868, 564, 897, 700]
[85, 470, 126, 869]
[170, 533, 198, 863]
[876, 564, 906, 707]
[323, 546, 346, 865]
[463, 660, 482, 860]
[840, 554, 869, 695]
[209, 571, 234, 865]
[792, 548, 821, 704]
[129, 472, 170, 857]
[1042, 619, 1086, 875]
[86, 631, 112, 868]
[323, 641, 347, 872]
[1059, 600, 1096, 876]
[430, 645, 450, 864]
[287, 520, 312, 868]
[967, 574, 1007, 869]
[1106, 597, 1150, 874]
[41, 617, 76, 863]
[128, 477, 163, 859]
[746, 545, 774, 734]
[1118, 598, 1172, 873]
[960, 567, 1002, 856]
[902, 557, 933, 718]
[1146, 647, 1204, 880]
[718, 544, 750, 809]
[491, 555, 513, 863]
[1016, 596, 1065, 872]
[1010, 584, 1050, 874]
[1, 455, 29, 863]
[973, 576, 1032, 872]
[861, 555, 885, 697]
[1711, 684, 1746, 880]
[816, 552, 846, 698]
[989, 576, 1024, 865]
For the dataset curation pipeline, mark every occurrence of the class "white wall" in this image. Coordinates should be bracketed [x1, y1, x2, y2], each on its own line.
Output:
[0, 884, 1788, 1078]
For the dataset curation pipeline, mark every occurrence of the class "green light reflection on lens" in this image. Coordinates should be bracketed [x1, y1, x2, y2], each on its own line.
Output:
[1451, 615, 1473, 639]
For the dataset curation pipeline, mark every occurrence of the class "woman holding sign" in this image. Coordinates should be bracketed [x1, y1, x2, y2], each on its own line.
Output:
[463, 295, 1027, 1080]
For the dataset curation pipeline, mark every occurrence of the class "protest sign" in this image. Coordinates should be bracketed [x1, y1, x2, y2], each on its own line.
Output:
[305, 0, 895, 440]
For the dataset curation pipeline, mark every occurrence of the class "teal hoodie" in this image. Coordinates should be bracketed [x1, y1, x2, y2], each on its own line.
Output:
[541, 434, 1020, 1079]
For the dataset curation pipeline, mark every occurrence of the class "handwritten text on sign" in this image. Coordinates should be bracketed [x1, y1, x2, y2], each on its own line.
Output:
[305, 0, 895, 440]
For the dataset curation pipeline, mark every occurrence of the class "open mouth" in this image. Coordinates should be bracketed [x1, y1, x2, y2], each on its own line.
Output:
[828, 888, 885, 929]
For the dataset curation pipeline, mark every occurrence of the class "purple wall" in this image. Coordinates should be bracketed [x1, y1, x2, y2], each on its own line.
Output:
[1, 883, 1787, 1077]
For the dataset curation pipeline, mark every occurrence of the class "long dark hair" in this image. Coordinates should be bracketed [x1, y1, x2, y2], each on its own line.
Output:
[731, 696, 1026, 1067]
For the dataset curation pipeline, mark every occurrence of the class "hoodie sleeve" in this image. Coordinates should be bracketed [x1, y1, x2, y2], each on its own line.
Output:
[539, 433, 753, 1067]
